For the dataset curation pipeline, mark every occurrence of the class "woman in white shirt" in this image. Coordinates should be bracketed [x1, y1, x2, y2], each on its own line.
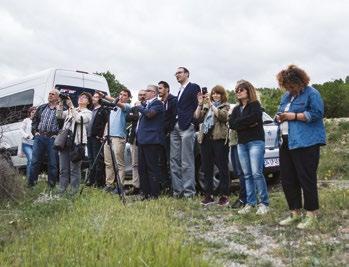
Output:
[56, 93, 92, 195]
[19, 107, 37, 180]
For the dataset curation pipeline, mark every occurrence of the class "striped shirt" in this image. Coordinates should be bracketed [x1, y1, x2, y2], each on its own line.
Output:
[38, 105, 60, 133]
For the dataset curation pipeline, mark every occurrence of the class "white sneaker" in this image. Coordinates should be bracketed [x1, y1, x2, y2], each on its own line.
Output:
[256, 204, 269, 215]
[238, 204, 254, 214]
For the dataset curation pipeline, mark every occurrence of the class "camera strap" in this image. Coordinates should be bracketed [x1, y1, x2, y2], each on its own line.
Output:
[72, 116, 84, 144]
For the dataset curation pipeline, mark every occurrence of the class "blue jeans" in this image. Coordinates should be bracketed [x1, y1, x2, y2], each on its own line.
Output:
[22, 143, 33, 180]
[230, 145, 246, 203]
[29, 135, 58, 187]
[238, 140, 269, 206]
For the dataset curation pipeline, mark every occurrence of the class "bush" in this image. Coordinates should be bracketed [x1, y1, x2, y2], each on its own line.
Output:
[258, 88, 284, 116]
[0, 154, 25, 203]
[314, 80, 349, 118]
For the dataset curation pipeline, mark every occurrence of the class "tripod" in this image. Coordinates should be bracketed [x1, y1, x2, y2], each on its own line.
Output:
[80, 107, 126, 204]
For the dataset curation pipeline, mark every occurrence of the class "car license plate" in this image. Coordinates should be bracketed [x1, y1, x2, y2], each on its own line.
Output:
[264, 158, 279, 167]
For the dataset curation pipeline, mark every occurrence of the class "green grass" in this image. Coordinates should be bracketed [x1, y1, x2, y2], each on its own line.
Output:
[319, 119, 349, 180]
[0, 185, 212, 267]
[0, 184, 348, 266]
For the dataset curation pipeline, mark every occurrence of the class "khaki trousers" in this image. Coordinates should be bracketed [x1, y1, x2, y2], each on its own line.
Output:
[104, 137, 126, 186]
[130, 140, 140, 188]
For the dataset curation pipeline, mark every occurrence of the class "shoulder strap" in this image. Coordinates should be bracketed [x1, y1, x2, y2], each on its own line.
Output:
[72, 119, 78, 140]
[80, 116, 83, 144]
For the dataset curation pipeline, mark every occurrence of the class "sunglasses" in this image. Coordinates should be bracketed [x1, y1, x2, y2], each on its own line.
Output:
[235, 88, 246, 94]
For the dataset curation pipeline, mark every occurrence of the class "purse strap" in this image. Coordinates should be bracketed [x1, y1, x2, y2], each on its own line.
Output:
[80, 116, 83, 144]
[72, 116, 83, 143]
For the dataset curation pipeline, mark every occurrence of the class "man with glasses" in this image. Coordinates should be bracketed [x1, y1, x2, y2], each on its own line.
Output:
[135, 85, 164, 199]
[29, 88, 61, 188]
[170, 67, 200, 198]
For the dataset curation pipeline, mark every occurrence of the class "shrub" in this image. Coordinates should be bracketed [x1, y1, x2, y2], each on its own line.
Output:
[0, 154, 25, 203]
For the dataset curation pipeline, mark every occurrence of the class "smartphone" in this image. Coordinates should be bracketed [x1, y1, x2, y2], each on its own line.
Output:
[201, 87, 207, 95]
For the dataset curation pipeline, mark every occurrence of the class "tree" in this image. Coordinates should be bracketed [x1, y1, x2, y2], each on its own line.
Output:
[95, 71, 126, 97]
[258, 88, 284, 116]
[314, 80, 349, 118]
[345, 76, 349, 84]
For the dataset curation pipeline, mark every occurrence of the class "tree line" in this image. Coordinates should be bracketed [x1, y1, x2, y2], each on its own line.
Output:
[97, 71, 349, 118]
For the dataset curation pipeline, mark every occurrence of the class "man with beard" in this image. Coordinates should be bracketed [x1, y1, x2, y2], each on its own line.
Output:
[158, 81, 177, 193]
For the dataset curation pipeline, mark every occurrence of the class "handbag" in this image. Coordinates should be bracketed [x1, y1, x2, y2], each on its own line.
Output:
[54, 118, 73, 151]
[70, 116, 85, 163]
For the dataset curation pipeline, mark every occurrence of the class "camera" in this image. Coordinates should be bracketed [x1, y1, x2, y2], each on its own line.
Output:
[201, 87, 208, 95]
[100, 97, 120, 110]
[59, 92, 70, 100]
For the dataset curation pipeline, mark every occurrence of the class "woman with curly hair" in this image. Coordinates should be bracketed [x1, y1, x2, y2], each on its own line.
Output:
[229, 80, 269, 215]
[276, 65, 326, 229]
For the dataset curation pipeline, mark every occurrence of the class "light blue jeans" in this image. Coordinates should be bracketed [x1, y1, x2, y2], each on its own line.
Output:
[22, 143, 33, 180]
[238, 140, 269, 206]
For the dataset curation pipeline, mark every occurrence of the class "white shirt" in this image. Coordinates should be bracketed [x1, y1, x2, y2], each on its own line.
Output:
[146, 97, 157, 106]
[21, 118, 34, 145]
[177, 80, 190, 101]
[280, 96, 295, 135]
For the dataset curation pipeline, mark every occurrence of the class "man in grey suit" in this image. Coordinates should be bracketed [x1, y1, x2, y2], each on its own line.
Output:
[170, 67, 200, 198]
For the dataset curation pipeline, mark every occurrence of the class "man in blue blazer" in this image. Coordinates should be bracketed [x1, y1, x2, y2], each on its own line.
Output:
[170, 67, 200, 198]
[135, 85, 165, 199]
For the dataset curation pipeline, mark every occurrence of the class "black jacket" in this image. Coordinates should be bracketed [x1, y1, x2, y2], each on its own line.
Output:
[164, 94, 177, 135]
[229, 101, 264, 144]
[126, 106, 140, 144]
[89, 107, 109, 138]
[31, 103, 63, 135]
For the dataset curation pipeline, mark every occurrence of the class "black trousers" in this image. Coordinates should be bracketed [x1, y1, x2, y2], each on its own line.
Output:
[280, 136, 320, 211]
[87, 137, 106, 187]
[158, 135, 171, 192]
[200, 137, 230, 196]
[138, 144, 162, 198]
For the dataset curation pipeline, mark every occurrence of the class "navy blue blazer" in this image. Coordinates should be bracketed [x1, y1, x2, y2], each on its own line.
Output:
[164, 94, 177, 135]
[175, 82, 200, 131]
[136, 99, 165, 145]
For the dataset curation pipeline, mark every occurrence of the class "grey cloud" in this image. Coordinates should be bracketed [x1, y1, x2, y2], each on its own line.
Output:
[0, 0, 348, 95]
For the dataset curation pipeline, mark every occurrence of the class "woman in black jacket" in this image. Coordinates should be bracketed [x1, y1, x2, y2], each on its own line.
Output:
[229, 80, 269, 215]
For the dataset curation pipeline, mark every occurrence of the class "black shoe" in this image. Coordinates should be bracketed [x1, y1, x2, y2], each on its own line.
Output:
[125, 187, 140, 195]
[140, 193, 150, 201]
[231, 199, 245, 209]
[85, 181, 94, 187]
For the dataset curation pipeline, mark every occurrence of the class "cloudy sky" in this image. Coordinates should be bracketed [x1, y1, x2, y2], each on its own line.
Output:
[0, 0, 348, 95]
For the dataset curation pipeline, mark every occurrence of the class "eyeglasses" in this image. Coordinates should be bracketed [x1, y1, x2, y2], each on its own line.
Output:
[49, 93, 57, 96]
[145, 89, 156, 92]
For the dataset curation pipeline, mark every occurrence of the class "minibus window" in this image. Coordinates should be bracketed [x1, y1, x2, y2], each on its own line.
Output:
[0, 89, 34, 126]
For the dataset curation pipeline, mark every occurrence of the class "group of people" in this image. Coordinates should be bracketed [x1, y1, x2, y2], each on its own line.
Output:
[20, 64, 326, 229]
